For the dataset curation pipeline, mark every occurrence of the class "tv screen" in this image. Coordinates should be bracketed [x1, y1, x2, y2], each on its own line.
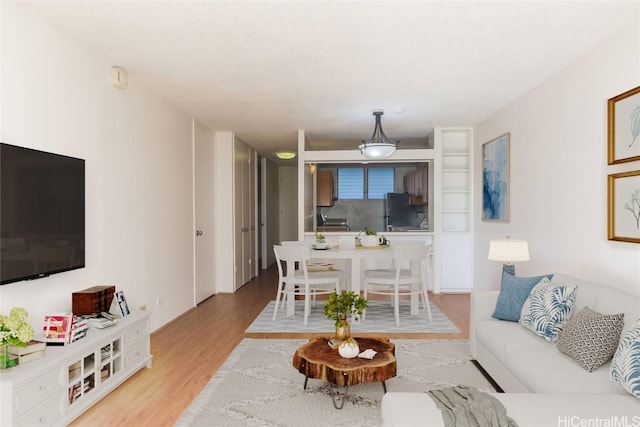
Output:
[1, 143, 85, 285]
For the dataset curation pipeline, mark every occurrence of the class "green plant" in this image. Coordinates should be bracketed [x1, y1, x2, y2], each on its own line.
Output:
[315, 232, 326, 243]
[323, 291, 368, 326]
[364, 227, 377, 235]
[0, 307, 35, 368]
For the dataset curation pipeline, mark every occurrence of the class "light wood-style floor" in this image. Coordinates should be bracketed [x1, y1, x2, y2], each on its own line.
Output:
[70, 265, 470, 427]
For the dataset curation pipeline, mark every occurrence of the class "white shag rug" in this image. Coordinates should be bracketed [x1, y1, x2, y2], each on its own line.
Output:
[175, 339, 497, 427]
[246, 300, 460, 334]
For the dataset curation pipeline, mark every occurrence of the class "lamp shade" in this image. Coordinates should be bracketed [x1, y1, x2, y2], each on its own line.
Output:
[358, 142, 396, 158]
[359, 110, 397, 159]
[488, 238, 530, 262]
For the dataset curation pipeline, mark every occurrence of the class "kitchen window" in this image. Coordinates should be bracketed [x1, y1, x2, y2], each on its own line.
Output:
[337, 167, 394, 200]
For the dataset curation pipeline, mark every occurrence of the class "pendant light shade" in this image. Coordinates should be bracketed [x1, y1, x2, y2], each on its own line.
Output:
[359, 110, 398, 159]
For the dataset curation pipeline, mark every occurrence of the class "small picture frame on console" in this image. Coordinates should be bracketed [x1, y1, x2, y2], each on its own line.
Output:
[114, 291, 130, 316]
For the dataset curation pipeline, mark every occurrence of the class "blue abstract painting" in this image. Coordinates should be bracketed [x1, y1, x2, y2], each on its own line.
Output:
[482, 133, 509, 221]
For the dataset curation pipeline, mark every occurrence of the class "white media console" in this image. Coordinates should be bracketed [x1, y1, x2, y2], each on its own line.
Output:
[0, 311, 152, 426]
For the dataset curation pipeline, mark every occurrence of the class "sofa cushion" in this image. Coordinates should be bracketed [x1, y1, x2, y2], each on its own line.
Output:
[491, 272, 553, 322]
[519, 277, 577, 342]
[476, 318, 548, 363]
[505, 346, 627, 395]
[610, 319, 640, 398]
[556, 306, 625, 372]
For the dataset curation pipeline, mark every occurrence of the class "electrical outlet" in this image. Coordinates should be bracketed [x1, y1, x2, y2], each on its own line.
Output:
[156, 296, 163, 305]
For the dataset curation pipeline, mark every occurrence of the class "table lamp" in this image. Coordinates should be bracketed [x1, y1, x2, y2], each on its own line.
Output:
[488, 237, 530, 276]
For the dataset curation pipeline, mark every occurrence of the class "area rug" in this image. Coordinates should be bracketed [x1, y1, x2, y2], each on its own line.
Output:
[246, 300, 460, 334]
[175, 339, 496, 427]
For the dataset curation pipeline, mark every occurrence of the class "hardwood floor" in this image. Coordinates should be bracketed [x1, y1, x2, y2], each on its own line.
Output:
[70, 265, 470, 427]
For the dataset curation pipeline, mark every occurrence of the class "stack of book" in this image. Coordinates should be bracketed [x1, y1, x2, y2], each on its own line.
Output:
[43, 314, 73, 345]
[70, 316, 89, 343]
[9, 340, 46, 364]
[85, 312, 118, 329]
[42, 314, 90, 345]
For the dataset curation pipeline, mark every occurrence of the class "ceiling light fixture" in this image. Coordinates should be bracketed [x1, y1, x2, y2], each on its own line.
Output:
[359, 110, 398, 159]
[276, 151, 296, 160]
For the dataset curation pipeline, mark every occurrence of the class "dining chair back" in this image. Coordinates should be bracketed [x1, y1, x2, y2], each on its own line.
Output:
[362, 244, 433, 326]
[272, 244, 342, 325]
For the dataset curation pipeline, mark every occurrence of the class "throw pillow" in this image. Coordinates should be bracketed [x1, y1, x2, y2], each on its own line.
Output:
[610, 319, 640, 398]
[491, 272, 554, 322]
[519, 277, 577, 342]
[556, 306, 625, 372]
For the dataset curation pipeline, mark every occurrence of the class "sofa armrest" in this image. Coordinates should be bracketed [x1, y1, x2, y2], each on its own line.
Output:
[469, 291, 499, 358]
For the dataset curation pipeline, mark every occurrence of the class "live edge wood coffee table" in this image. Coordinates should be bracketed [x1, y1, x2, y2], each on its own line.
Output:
[292, 337, 396, 409]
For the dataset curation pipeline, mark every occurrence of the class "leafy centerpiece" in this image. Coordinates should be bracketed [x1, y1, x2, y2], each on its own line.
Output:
[0, 307, 35, 369]
[323, 291, 367, 342]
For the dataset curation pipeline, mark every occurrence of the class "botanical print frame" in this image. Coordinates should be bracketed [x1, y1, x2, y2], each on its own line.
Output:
[608, 85, 640, 165]
[482, 133, 510, 222]
[608, 170, 640, 243]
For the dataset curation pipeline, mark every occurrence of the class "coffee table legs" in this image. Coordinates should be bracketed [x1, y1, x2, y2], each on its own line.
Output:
[328, 382, 349, 409]
[303, 376, 387, 410]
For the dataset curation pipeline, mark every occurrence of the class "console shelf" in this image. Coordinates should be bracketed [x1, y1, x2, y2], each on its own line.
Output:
[0, 311, 152, 427]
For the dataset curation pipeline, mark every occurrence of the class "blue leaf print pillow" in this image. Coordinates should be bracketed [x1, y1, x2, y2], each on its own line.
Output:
[610, 319, 640, 398]
[519, 277, 577, 342]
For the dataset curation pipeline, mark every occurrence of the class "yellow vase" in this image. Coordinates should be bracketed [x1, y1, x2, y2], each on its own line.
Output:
[335, 318, 350, 341]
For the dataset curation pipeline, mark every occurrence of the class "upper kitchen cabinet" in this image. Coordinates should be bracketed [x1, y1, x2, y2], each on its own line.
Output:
[403, 164, 428, 205]
[317, 170, 334, 207]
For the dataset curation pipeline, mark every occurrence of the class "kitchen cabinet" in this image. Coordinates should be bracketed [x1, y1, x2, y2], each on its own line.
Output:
[317, 170, 334, 207]
[403, 164, 428, 205]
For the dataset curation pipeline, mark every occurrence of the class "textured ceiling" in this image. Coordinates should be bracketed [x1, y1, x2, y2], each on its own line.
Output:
[20, 1, 639, 162]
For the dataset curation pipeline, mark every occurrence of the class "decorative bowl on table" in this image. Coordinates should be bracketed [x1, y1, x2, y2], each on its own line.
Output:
[313, 242, 330, 250]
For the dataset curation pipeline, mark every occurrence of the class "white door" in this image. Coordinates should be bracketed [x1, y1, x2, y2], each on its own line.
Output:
[242, 146, 253, 284]
[194, 123, 216, 304]
[279, 167, 298, 242]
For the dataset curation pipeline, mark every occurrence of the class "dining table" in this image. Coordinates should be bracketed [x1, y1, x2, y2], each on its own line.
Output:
[309, 245, 422, 315]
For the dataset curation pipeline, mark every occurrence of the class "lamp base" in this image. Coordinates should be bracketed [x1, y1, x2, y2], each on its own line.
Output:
[502, 263, 516, 276]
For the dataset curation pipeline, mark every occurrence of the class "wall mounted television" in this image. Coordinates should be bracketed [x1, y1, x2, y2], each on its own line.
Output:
[0, 143, 85, 285]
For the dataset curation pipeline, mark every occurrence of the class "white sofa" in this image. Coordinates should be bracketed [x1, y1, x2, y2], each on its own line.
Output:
[382, 273, 640, 426]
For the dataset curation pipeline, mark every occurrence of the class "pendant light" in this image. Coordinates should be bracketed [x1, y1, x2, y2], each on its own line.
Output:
[359, 110, 398, 159]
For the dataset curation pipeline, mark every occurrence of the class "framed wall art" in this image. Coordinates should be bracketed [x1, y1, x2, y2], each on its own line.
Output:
[608, 170, 640, 243]
[608, 85, 640, 165]
[482, 133, 510, 222]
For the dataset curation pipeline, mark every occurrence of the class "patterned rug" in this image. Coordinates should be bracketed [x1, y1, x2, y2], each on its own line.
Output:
[246, 300, 460, 334]
[175, 339, 497, 427]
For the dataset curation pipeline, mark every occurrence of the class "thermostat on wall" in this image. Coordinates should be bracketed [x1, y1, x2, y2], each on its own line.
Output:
[110, 66, 127, 89]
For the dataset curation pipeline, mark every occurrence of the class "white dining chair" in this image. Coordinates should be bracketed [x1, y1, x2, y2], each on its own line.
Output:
[362, 244, 433, 326]
[272, 244, 342, 325]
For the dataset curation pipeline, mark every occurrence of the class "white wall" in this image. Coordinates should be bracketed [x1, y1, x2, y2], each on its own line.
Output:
[474, 24, 640, 295]
[0, 2, 195, 331]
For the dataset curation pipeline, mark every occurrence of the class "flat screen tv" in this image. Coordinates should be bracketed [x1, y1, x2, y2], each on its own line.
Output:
[1, 143, 85, 285]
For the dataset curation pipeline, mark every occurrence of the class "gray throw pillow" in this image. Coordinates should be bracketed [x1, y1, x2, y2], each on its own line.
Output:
[491, 272, 554, 322]
[556, 306, 624, 372]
